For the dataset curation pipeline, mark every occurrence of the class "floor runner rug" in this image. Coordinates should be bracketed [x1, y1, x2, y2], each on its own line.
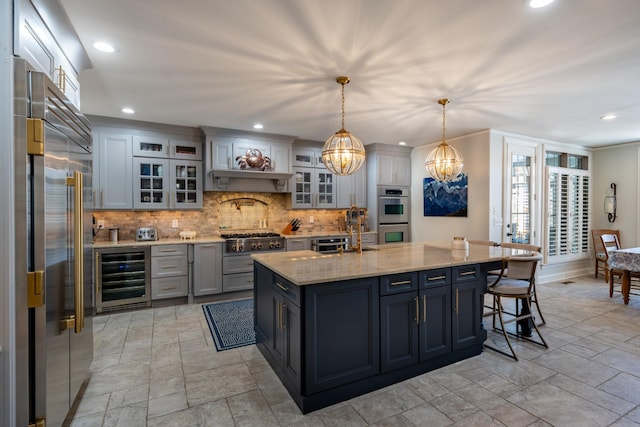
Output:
[202, 298, 255, 351]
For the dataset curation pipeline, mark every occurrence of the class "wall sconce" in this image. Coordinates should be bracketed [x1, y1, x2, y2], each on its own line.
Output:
[604, 183, 617, 223]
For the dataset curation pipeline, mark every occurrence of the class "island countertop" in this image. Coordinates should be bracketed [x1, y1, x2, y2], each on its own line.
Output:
[252, 241, 515, 285]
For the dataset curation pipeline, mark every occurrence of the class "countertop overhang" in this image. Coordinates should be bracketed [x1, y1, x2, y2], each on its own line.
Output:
[252, 241, 522, 285]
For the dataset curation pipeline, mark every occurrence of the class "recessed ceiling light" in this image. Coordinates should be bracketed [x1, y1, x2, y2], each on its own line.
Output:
[93, 41, 115, 53]
[398, 141, 407, 146]
[529, 0, 554, 8]
[253, 123, 264, 129]
[121, 107, 135, 114]
[601, 114, 618, 121]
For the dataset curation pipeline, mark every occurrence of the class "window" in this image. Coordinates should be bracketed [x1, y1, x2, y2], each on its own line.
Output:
[545, 166, 590, 262]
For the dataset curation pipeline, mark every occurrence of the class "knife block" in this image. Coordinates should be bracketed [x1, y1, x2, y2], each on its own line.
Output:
[282, 223, 296, 235]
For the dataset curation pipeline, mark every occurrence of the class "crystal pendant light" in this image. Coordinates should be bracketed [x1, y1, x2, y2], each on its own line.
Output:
[321, 76, 366, 176]
[424, 99, 463, 182]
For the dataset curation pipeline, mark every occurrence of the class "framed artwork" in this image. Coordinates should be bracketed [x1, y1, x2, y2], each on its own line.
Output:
[423, 173, 468, 217]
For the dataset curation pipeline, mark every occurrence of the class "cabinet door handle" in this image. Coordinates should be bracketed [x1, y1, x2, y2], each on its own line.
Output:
[282, 303, 287, 329]
[100, 190, 104, 207]
[161, 265, 178, 269]
[455, 289, 459, 313]
[160, 249, 178, 252]
[414, 296, 419, 325]
[276, 282, 289, 292]
[391, 280, 412, 286]
[428, 275, 446, 281]
[460, 270, 476, 276]
[422, 295, 426, 322]
[161, 286, 177, 291]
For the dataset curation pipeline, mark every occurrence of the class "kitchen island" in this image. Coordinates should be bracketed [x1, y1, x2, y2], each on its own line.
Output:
[252, 241, 509, 414]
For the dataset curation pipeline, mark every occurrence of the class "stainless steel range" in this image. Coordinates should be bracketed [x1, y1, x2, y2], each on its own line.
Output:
[221, 232, 285, 254]
[220, 232, 285, 292]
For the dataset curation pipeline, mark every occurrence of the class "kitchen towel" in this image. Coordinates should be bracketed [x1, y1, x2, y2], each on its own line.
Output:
[202, 298, 256, 351]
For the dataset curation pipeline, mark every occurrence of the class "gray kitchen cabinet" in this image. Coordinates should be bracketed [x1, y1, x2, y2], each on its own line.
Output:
[365, 143, 412, 187]
[151, 244, 189, 299]
[94, 131, 133, 210]
[286, 237, 310, 251]
[360, 233, 377, 248]
[336, 162, 367, 208]
[193, 243, 223, 296]
[291, 167, 336, 209]
[133, 135, 170, 158]
[133, 157, 202, 210]
[292, 146, 325, 168]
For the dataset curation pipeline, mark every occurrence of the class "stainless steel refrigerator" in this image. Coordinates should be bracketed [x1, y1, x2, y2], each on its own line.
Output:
[14, 57, 94, 427]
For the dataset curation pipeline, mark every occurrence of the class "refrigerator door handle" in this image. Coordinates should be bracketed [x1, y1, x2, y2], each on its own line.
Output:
[67, 171, 84, 333]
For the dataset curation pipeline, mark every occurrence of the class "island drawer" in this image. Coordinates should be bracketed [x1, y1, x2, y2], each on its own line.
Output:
[452, 265, 481, 283]
[273, 274, 300, 306]
[419, 268, 451, 288]
[380, 272, 418, 295]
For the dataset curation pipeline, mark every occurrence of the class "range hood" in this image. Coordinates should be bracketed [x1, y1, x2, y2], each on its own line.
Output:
[202, 126, 296, 193]
[206, 169, 293, 193]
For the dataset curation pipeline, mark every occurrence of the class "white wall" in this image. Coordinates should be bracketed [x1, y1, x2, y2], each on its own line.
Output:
[410, 130, 493, 242]
[593, 143, 640, 247]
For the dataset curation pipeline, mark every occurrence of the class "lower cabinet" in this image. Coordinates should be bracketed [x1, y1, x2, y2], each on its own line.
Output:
[254, 261, 486, 414]
[151, 244, 189, 299]
[254, 263, 301, 392]
[193, 243, 222, 296]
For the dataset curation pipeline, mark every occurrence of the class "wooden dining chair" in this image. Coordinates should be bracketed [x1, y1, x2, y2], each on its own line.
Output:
[592, 229, 620, 282]
[600, 233, 640, 298]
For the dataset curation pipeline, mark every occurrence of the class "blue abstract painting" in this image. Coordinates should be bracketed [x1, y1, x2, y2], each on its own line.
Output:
[423, 174, 468, 217]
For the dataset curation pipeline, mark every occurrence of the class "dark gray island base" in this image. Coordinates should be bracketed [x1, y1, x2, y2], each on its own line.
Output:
[252, 243, 506, 414]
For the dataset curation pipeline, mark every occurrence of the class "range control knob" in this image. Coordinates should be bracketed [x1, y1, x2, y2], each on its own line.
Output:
[257, 242, 264, 249]
[251, 243, 258, 250]
[274, 241, 281, 248]
[269, 241, 276, 249]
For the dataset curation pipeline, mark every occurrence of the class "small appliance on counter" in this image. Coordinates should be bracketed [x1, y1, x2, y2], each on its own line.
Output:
[136, 227, 158, 241]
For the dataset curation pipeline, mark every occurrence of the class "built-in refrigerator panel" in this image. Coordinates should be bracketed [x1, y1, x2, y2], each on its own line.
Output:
[15, 57, 93, 427]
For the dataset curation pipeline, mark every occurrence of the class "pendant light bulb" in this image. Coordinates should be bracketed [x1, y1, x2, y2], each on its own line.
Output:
[425, 99, 463, 182]
[322, 76, 366, 176]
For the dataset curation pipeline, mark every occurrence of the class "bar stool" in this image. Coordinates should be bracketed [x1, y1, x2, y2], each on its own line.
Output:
[484, 253, 548, 361]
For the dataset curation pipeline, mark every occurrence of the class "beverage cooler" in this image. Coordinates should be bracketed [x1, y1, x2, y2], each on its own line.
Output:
[95, 246, 151, 312]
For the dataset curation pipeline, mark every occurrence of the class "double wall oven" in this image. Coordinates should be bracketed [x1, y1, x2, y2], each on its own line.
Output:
[221, 232, 285, 292]
[378, 187, 410, 244]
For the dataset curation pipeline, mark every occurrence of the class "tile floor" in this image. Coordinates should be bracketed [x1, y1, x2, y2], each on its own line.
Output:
[68, 276, 640, 426]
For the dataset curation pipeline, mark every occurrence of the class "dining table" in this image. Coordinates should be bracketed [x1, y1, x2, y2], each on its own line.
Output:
[607, 247, 640, 305]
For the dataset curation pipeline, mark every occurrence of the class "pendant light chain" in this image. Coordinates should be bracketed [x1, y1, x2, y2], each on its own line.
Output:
[442, 100, 446, 144]
[341, 81, 346, 132]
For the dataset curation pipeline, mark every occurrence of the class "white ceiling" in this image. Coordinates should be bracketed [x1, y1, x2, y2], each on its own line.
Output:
[59, 0, 640, 148]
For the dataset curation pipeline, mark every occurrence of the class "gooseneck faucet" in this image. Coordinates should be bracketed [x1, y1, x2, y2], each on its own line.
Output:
[347, 205, 362, 253]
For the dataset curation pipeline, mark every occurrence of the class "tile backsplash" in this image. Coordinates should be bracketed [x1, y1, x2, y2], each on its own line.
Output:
[93, 192, 356, 242]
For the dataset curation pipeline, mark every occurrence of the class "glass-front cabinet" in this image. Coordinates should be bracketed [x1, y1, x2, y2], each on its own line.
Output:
[133, 158, 202, 209]
[292, 168, 335, 208]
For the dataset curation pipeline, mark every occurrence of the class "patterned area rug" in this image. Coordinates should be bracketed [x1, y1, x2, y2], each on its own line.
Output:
[202, 298, 256, 351]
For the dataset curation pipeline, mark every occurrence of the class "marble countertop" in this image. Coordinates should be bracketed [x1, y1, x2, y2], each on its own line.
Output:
[93, 236, 225, 248]
[252, 241, 514, 286]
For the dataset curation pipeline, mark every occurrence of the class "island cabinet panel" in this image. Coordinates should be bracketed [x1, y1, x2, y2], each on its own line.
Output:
[451, 265, 486, 350]
[304, 278, 380, 395]
[254, 264, 302, 392]
[380, 292, 419, 372]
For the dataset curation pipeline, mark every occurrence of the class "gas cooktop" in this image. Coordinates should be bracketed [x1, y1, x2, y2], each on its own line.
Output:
[220, 232, 281, 239]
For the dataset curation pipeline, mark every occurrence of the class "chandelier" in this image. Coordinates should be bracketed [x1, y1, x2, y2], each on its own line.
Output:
[321, 76, 366, 176]
[424, 99, 463, 182]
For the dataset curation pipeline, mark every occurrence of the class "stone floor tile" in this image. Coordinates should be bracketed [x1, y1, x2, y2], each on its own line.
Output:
[598, 372, 640, 404]
[107, 383, 149, 410]
[484, 401, 539, 427]
[530, 348, 620, 387]
[507, 382, 619, 426]
[404, 374, 451, 402]
[102, 401, 148, 427]
[147, 390, 188, 419]
[430, 392, 478, 422]
[149, 375, 186, 399]
[149, 362, 183, 383]
[547, 373, 636, 415]
[316, 403, 368, 427]
[225, 389, 280, 426]
[68, 411, 105, 427]
[146, 400, 234, 427]
[349, 384, 424, 424]
[184, 362, 258, 407]
[453, 410, 504, 426]
[400, 402, 453, 427]
[594, 348, 640, 378]
[609, 418, 640, 427]
[454, 383, 507, 411]
[74, 392, 110, 418]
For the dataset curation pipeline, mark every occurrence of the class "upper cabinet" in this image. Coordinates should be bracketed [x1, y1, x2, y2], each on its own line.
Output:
[366, 143, 412, 187]
[91, 116, 203, 210]
[202, 127, 295, 192]
[290, 142, 336, 209]
[336, 163, 367, 208]
[94, 131, 133, 210]
[15, 0, 91, 108]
